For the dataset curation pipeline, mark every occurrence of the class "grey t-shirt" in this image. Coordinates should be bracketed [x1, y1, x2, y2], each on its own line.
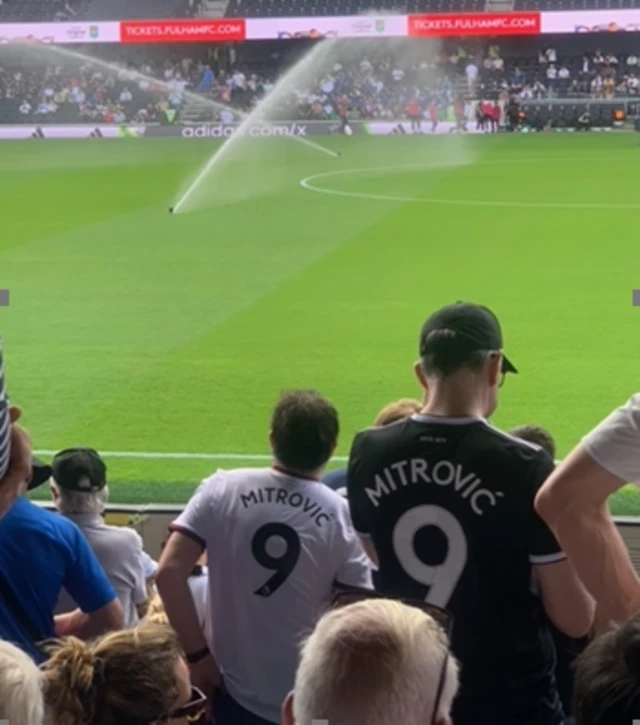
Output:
[582, 394, 640, 484]
[56, 513, 147, 628]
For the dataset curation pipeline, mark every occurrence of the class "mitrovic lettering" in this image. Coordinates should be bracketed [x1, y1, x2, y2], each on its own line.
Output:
[365, 458, 504, 515]
[241, 487, 330, 527]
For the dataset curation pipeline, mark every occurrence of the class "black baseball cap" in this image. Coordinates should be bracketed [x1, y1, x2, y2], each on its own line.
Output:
[28, 457, 53, 491]
[51, 447, 106, 492]
[419, 302, 517, 374]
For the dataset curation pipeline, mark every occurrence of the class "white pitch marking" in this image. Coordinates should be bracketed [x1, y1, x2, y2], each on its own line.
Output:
[34, 449, 349, 463]
[300, 158, 640, 211]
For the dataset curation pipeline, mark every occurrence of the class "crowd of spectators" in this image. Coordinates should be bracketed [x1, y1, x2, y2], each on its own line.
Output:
[3, 300, 640, 725]
[1, 39, 638, 126]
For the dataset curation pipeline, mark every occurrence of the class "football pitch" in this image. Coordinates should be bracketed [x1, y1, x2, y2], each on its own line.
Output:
[2, 131, 640, 512]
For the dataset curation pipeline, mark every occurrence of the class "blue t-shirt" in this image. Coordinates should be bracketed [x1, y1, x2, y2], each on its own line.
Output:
[0, 497, 116, 661]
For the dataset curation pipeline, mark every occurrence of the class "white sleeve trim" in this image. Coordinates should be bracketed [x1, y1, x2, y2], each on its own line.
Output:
[355, 530, 372, 538]
[529, 552, 567, 565]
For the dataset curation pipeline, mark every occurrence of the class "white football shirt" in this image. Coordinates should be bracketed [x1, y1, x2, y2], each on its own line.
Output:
[171, 467, 372, 724]
[582, 394, 640, 485]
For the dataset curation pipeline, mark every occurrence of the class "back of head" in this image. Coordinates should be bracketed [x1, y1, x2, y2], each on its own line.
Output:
[270, 390, 338, 473]
[43, 622, 184, 725]
[0, 640, 44, 725]
[292, 598, 459, 725]
[374, 399, 422, 427]
[573, 615, 640, 725]
[509, 425, 556, 460]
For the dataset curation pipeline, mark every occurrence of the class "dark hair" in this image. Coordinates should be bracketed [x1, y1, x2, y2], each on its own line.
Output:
[271, 390, 338, 473]
[573, 616, 640, 725]
[420, 329, 492, 377]
[509, 425, 556, 459]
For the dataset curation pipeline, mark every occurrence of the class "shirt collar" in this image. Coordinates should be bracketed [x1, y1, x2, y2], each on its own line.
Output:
[65, 513, 104, 527]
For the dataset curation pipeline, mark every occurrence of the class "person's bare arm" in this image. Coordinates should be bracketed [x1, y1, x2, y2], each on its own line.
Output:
[157, 531, 209, 654]
[54, 599, 124, 639]
[157, 531, 220, 699]
[535, 446, 640, 623]
[534, 559, 594, 638]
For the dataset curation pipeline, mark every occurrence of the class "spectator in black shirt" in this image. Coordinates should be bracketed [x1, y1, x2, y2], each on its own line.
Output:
[347, 302, 594, 725]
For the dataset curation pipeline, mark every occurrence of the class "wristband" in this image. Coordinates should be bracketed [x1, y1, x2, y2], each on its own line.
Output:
[186, 647, 210, 665]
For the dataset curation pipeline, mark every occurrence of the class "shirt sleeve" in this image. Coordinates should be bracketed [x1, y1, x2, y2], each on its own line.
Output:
[131, 533, 148, 605]
[528, 453, 567, 566]
[581, 394, 640, 485]
[170, 473, 219, 548]
[346, 432, 373, 537]
[334, 499, 373, 590]
[0, 344, 10, 481]
[63, 523, 117, 613]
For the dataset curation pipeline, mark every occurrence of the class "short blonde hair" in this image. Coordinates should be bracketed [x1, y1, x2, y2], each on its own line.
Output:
[0, 640, 44, 725]
[374, 399, 422, 427]
[292, 598, 459, 725]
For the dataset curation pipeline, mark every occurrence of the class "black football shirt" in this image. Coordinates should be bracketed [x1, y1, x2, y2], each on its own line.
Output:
[347, 414, 565, 725]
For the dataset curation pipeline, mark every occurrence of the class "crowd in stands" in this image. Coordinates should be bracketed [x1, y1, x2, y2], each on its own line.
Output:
[3, 301, 640, 725]
[0, 37, 638, 126]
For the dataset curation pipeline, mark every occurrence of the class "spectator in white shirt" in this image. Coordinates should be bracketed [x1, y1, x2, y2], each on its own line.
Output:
[119, 87, 132, 103]
[628, 74, 639, 93]
[606, 54, 618, 65]
[465, 61, 478, 93]
[157, 390, 372, 725]
[558, 66, 570, 80]
[591, 74, 603, 96]
[534, 79, 547, 96]
[232, 69, 246, 88]
[51, 448, 148, 629]
[19, 100, 31, 115]
[581, 55, 591, 74]
[392, 68, 404, 82]
[627, 54, 638, 66]
[594, 50, 605, 65]
[546, 47, 557, 63]
[546, 64, 558, 90]
[536, 394, 640, 625]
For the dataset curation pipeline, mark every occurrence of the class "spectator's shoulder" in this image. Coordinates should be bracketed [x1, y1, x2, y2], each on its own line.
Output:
[477, 422, 552, 471]
[105, 522, 143, 549]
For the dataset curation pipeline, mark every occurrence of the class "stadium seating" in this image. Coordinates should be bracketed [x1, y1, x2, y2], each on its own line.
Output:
[514, 0, 640, 8]
[224, 0, 482, 17]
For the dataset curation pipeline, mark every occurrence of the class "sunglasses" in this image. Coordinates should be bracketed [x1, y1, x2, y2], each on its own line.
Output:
[331, 586, 453, 725]
[168, 687, 208, 723]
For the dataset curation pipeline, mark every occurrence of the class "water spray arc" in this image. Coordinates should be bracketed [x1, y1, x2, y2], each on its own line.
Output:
[171, 40, 342, 215]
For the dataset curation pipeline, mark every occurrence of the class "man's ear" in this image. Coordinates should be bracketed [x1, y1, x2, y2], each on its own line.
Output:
[414, 360, 428, 394]
[281, 691, 295, 725]
[488, 352, 502, 387]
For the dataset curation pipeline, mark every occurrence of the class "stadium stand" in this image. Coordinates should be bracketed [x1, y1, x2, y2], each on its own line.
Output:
[224, 0, 482, 18]
[514, 0, 640, 9]
[0, 37, 637, 127]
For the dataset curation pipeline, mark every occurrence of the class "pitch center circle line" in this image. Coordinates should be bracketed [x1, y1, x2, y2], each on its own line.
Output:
[299, 159, 640, 211]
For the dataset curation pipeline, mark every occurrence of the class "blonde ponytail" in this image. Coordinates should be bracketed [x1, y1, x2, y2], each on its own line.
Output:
[43, 637, 96, 725]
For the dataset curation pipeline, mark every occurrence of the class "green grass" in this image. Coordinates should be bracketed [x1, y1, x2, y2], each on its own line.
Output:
[2, 132, 640, 513]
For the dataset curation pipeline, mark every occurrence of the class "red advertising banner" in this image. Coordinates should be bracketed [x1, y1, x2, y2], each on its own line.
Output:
[120, 19, 246, 43]
[408, 12, 540, 37]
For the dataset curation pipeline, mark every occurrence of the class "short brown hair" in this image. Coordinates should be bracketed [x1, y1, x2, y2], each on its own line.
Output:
[508, 425, 556, 459]
[43, 622, 184, 725]
[374, 399, 422, 427]
[573, 615, 640, 725]
[271, 390, 338, 473]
